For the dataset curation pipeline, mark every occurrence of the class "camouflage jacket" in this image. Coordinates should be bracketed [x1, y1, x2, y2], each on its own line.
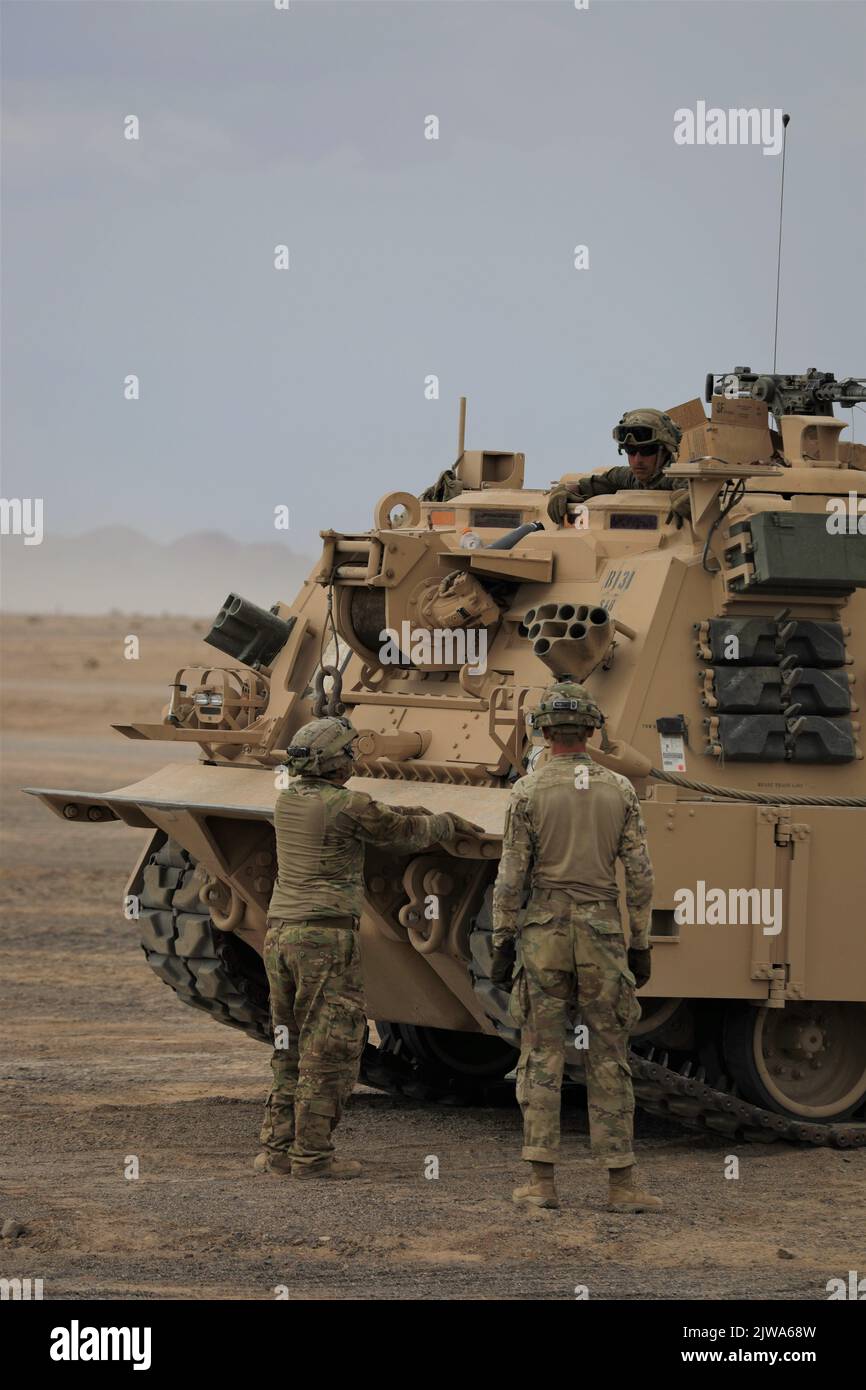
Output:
[572, 464, 680, 498]
[420, 468, 463, 503]
[491, 754, 654, 949]
[269, 779, 452, 921]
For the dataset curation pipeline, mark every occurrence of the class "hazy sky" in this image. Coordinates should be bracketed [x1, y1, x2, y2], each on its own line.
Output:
[2, 0, 864, 552]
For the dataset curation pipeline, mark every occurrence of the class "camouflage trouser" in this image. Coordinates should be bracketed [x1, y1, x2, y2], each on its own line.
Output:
[260, 918, 367, 1169]
[509, 893, 641, 1169]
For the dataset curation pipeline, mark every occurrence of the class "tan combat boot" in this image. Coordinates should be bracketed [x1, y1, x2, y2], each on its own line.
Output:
[512, 1161, 560, 1209]
[292, 1158, 362, 1180]
[607, 1163, 663, 1212]
[253, 1150, 294, 1175]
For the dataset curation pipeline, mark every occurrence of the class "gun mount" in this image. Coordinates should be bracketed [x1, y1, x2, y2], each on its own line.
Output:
[706, 368, 866, 422]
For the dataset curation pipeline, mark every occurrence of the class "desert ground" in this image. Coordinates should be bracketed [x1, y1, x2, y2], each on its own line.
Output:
[1, 613, 864, 1301]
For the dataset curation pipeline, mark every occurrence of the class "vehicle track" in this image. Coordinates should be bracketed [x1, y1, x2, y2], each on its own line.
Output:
[138, 838, 866, 1149]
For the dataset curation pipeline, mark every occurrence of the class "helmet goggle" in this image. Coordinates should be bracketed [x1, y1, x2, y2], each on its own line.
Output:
[613, 424, 662, 447]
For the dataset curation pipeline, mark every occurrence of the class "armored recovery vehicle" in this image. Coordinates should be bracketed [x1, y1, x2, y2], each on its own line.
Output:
[29, 370, 866, 1146]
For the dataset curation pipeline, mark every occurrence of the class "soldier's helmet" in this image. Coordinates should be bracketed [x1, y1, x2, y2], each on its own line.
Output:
[530, 680, 605, 734]
[284, 716, 357, 776]
[612, 408, 682, 461]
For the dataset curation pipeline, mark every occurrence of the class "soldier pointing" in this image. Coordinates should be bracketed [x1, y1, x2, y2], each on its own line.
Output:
[489, 682, 662, 1212]
[256, 715, 482, 1179]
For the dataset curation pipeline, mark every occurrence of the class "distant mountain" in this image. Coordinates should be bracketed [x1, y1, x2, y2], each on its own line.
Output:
[0, 526, 314, 615]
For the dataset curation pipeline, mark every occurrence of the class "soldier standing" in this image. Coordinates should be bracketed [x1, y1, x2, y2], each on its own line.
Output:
[489, 682, 662, 1212]
[255, 715, 481, 1179]
[546, 408, 686, 526]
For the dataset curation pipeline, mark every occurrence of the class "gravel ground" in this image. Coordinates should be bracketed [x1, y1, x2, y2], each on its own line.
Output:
[2, 638, 864, 1300]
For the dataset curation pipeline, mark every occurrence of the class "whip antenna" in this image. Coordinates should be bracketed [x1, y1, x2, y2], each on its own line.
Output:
[772, 113, 791, 372]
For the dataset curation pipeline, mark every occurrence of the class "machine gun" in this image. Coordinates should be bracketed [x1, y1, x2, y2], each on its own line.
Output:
[705, 368, 866, 422]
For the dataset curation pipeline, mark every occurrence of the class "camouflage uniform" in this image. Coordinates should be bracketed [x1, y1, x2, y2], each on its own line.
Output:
[262, 779, 454, 1169]
[421, 468, 463, 503]
[570, 464, 680, 497]
[492, 755, 654, 1168]
[547, 407, 685, 519]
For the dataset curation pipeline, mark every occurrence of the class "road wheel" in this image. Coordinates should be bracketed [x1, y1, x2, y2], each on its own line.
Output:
[723, 1001, 866, 1121]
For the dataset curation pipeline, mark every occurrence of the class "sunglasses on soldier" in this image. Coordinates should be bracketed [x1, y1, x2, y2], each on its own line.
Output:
[623, 444, 660, 458]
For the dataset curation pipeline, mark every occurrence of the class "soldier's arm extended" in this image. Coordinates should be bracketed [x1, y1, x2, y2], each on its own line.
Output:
[491, 791, 535, 948]
[578, 465, 680, 496]
[335, 793, 468, 852]
[573, 467, 633, 497]
[547, 469, 630, 523]
[617, 788, 655, 949]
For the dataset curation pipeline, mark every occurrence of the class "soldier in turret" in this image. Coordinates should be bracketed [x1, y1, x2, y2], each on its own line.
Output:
[547, 408, 687, 525]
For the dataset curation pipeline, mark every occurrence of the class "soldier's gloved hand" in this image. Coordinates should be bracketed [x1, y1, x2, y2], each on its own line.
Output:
[628, 947, 652, 990]
[546, 484, 575, 526]
[665, 489, 691, 529]
[445, 813, 486, 839]
[490, 939, 516, 990]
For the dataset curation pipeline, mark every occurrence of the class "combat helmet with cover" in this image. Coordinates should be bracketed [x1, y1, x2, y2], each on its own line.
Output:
[284, 716, 357, 777]
[530, 680, 605, 736]
[612, 408, 682, 462]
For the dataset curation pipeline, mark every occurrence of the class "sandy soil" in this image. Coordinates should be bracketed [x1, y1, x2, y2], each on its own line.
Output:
[1, 614, 864, 1300]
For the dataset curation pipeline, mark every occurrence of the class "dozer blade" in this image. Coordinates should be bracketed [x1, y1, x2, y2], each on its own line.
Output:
[24, 770, 509, 850]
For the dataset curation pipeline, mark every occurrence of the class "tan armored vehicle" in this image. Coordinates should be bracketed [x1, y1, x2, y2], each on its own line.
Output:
[30, 369, 866, 1146]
